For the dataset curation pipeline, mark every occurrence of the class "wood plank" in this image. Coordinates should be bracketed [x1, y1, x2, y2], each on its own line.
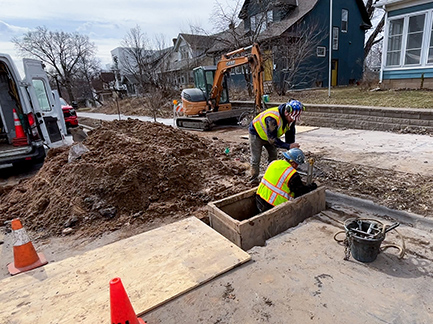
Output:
[0, 217, 251, 323]
[209, 186, 326, 251]
[239, 187, 326, 250]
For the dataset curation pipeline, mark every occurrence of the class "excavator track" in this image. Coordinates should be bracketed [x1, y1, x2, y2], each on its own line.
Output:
[175, 117, 212, 131]
[175, 107, 254, 131]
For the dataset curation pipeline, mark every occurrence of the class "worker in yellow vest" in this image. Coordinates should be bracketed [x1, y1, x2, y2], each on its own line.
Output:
[248, 99, 304, 184]
[256, 148, 317, 213]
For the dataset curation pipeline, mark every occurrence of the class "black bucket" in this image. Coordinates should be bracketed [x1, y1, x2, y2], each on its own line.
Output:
[344, 219, 385, 263]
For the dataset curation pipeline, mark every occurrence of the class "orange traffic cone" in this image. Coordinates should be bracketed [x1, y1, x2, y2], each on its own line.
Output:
[110, 277, 146, 324]
[12, 108, 28, 146]
[7, 218, 48, 275]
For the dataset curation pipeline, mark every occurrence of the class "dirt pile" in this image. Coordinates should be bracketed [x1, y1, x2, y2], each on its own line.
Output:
[0, 119, 251, 237]
[192, 129, 433, 218]
[312, 157, 433, 216]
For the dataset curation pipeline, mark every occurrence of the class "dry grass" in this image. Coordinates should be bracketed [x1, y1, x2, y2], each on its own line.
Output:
[283, 87, 433, 108]
[231, 86, 433, 109]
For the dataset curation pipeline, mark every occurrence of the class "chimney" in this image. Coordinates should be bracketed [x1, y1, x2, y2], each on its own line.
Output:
[172, 38, 177, 46]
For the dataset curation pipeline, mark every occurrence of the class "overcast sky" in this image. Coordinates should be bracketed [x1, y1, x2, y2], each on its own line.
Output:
[1, 0, 231, 74]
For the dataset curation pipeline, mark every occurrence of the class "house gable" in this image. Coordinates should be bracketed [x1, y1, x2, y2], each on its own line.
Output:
[233, 0, 371, 88]
[237, 0, 370, 41]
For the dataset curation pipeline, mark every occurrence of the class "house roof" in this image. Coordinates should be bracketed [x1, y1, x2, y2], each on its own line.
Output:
[208, 0, 319, 53]
[239, 0, 298, 19]
[210, 0, 371, 53]
[374, 0, 428, 9]
[256, 0, 320, 40]
[174, 34, 216, 52]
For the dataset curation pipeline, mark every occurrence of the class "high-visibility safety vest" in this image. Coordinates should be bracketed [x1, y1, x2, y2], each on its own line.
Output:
[257, 159, 297, 206]
[252, 107, 290, 141]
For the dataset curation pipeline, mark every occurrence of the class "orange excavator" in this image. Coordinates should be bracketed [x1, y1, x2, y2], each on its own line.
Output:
[174, 43, 265, 130]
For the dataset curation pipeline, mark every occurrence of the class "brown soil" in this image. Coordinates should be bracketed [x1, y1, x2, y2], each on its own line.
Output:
[194, 129, 433, 218]
[0, 120, 251, 238]
[312, 158, 432, 215]
[0, 119, 431, 241]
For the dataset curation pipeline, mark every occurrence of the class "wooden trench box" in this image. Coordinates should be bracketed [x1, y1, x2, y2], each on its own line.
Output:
[208, 186, 326, 250]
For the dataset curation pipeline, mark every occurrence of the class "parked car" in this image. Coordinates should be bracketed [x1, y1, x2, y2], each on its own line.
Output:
[0, 54, 66, 167]
[60, 98, 78, 130]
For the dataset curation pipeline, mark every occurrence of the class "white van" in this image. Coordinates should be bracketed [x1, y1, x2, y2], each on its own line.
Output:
[0, 54, 67, 166]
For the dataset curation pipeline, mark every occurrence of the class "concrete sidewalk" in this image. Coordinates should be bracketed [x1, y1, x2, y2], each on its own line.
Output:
[296, 127, 433, 176]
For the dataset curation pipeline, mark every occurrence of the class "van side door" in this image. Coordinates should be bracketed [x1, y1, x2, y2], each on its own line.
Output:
[23, 59, 65, 146]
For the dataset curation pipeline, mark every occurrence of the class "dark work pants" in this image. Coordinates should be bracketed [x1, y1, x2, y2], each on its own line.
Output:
[256, 194, 274, 213]
[249, 133, 278, 181]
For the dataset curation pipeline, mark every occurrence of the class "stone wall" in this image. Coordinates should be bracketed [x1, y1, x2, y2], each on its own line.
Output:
[232, 101, 433, 134]
[300, 104, 433, 134]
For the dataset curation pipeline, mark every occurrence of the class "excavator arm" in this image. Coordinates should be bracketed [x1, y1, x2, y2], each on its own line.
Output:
[209, 43, 264, 115]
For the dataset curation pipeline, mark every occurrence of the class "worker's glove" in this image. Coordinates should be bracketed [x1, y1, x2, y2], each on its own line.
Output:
[308, 182, 317, 190]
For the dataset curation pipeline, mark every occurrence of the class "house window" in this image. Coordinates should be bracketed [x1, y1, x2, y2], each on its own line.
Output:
[267, 10, 273, 26]
[429, 20, 433, 63]
[317, 46, 326, 57]
[386, 13, 427, 67]
[405, 14, 425, 65]
[180, 46, 189, 60]
[251, 16, 257, 31]
[386, 18, 404, 66]
[332, 27, 339, 50]
[250, 12, 267, 33]
[341, 9, 348, 33]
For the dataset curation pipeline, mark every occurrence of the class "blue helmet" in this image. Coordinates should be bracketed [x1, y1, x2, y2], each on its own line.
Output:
[282, 148, 305, 165]
[285, 99, 304, 113]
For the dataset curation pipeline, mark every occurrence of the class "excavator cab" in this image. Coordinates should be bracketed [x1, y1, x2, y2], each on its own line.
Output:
[180, 66, 231, 117]
[193, 66, 229, 105]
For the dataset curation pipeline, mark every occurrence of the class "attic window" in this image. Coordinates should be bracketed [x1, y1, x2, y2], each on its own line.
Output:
[267, 10, 273, 25]
[341, 9, 348, 33]
[180, 46, 190, 59]
[251, 11, 272, 33]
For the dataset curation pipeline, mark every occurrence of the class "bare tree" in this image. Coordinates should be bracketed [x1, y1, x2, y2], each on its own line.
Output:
[364, 0, 385, 59]
[12, 26, 97, 102]
[271, 21, 328, 94]
[209, 0, 270, 95]
[73, 56, 101, 106]
[152, 34, 176, 94]
[120, 25, 155, 95]
[211, 0, 243, 45]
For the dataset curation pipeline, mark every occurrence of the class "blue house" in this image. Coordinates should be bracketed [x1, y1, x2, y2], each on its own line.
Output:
[377, 0, 433, 89]
[209, 0, 371, 92]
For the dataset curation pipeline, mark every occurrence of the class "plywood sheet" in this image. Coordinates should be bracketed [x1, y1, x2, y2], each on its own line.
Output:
[0, 217, 251, 323]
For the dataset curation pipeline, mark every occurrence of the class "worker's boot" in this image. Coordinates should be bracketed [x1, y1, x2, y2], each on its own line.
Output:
[249, 166, 260, 185]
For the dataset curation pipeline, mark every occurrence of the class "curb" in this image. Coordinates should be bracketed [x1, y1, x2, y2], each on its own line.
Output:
[326, 190, 433, 232]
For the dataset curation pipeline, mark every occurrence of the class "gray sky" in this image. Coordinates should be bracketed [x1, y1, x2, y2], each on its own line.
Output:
[1, 0, 231, 74]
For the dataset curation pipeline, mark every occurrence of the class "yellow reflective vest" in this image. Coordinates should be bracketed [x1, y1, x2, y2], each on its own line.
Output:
[257, 159, 297, 206]
[252, 107, 290, 141]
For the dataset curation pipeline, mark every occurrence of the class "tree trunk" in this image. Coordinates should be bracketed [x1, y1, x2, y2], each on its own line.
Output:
[364, 14, 385, 59]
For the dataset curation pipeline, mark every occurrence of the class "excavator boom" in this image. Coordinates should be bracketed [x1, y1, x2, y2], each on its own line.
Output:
[210, 43, 264, 113]
[175, 43, 265, 131]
